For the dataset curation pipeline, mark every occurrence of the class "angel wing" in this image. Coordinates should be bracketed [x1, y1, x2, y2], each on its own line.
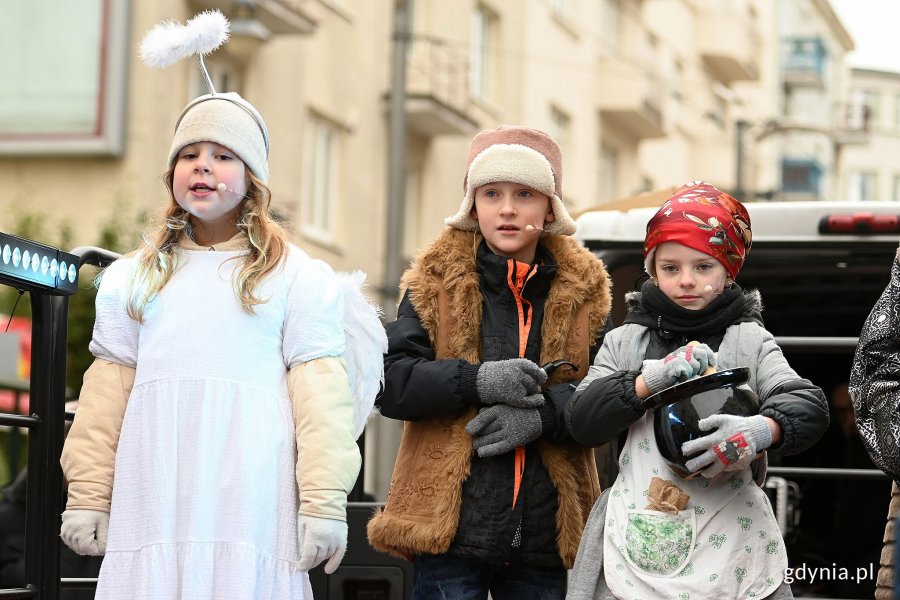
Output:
[335, 271, 387, 439]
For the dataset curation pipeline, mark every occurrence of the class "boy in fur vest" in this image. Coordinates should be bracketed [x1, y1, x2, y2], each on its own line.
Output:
[367, 125, 612, 599]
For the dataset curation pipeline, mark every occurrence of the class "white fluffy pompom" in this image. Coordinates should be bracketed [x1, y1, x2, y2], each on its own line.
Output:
[336, 271, 387, 439]
[139, 9, 230, 68]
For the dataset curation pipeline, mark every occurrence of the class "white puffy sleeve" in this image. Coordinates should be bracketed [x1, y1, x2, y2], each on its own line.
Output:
[88, 258, 139, 367]
[282, 256, 345, 368]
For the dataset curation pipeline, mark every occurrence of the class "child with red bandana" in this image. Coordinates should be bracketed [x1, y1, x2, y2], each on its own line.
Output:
[564, 182, 827, 599]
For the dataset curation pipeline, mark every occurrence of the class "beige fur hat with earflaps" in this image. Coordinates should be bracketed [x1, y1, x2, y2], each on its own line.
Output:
[444, 125, 577, 236]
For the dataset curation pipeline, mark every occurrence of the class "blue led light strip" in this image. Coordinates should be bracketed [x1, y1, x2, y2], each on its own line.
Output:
[0, 232, 79, 296]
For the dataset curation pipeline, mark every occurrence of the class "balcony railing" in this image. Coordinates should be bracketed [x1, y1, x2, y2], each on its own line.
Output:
[783, 36, 828, 88]
[834, 101, 871, 145]
[403, 35, 479, 136]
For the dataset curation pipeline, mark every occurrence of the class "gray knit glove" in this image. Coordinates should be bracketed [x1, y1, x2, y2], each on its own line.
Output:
[641, 344, 715, 394]
[681, 414, 772, 478]
[476, 359, 547, 408]
[465, 404, 542, 457]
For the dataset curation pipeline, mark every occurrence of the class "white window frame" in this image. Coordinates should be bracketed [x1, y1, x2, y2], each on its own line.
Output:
[470, 5, 495, 101]
[894, 94, 900, 132]
[0, 0, 130, 156]
[668, 57, 684, 102]
[601, 0, 620, 52]
[861, 90, 880, 130]
[550, 0, 576, 19]
[847, 171, 878, 202]
[548, 106, 571, 156]
[403, 168, 422, 261]
[598, 143, 618, 204]
[191, 60, 239, 100]
[300, 115, 341, 243]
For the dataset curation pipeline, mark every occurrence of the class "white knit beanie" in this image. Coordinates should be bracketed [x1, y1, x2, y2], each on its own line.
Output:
[444, 125, 577, 236]
[167, 92, 270, 183]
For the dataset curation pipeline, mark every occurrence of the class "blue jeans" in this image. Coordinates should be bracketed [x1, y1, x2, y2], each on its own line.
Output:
[412, 554, 567, 600]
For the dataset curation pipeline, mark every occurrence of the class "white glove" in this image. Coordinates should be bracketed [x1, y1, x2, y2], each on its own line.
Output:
[60, 509, 109, 556]
[296, 514, 348, 574]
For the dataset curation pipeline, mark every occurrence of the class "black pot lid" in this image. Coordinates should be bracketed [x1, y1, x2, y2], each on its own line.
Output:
[646, 367, 751, 411]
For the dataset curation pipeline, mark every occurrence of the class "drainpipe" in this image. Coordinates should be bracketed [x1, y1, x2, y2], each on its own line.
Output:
[383, 0, 410, 319]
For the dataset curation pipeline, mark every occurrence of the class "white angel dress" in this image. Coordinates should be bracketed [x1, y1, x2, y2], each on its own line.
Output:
[87, 242, 384, 599]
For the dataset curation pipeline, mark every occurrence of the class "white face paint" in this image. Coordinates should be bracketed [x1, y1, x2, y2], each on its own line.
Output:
[172, 142, 249, 229]
[653, 242, 730, 310]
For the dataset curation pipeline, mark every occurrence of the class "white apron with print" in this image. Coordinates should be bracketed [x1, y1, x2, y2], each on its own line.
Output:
[603, 412, 787, 600]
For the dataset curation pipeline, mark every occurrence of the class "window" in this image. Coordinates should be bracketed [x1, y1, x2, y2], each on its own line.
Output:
[708, 94, 728, 129]
[781, 159, 822, 194]
[0, 0, 129, 156]
[783, 36, 827, 79]
[847, 171, 878, 202]
[894, 94, 900, 132]
[191, 60, 238, 100]
[846, 90, 870, 131]
[301, 115, 340, 241]
[403, 168, 422, 260]
[470, 5, 495, 101]
[861, 90, 880, 130]
[550, 0, 576, 19]
[548, 106, 571, 156]
[598, 144, 618, 204]
[641, 33, 659, 70]
[673, 60, 684, 102]
[601, 0, 620, 51]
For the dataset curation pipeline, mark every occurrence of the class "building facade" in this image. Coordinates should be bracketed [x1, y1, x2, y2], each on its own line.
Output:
[841, 67, 900, 201]
[773, 0, 858, 201]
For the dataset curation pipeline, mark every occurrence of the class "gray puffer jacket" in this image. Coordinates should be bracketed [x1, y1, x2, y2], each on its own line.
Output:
[565, 289, 828, 457]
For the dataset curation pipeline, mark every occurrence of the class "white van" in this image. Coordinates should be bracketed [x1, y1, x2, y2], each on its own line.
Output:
[575, 200, 899, 599]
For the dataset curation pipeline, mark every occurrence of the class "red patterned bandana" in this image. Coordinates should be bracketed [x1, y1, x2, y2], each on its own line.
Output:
[644, 182, 752, 279]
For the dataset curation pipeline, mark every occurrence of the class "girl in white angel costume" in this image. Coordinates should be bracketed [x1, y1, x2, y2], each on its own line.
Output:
[59, 11, 386, 599]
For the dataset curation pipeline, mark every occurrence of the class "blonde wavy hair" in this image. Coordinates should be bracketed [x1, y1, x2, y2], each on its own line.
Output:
[125, 169, 290, 322]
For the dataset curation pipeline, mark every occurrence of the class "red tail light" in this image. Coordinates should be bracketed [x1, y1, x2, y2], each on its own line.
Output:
[818, 213, 900, 234]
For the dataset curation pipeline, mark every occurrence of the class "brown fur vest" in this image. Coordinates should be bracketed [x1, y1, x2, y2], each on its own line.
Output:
[367, 228, 612, 568]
